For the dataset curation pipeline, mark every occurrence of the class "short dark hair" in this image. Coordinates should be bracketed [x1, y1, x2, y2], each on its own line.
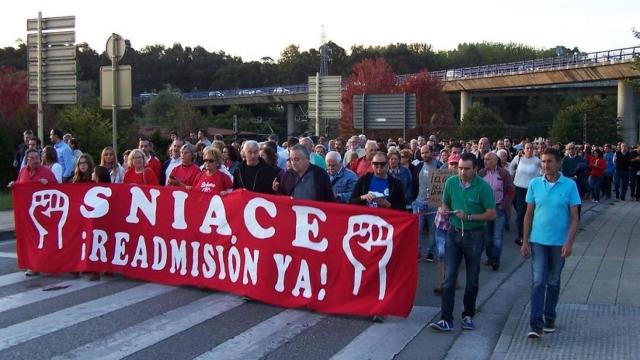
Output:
[459, 152, 477, 168]
[51, 128, 64, 139]
[542, 148, 562, 162]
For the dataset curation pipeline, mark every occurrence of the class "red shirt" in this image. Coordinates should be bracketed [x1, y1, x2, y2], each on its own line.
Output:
[352, 156, 373, 177]
[17, 165, 57, 184]
[588, 156, 606, 177]
[170, 163, 202, 187]
[148, 156, 162, 180]
[193, 170, 233, 194]
[123, 167, 159, 185]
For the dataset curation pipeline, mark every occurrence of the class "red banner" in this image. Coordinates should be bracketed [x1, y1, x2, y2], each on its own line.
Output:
[12, 183, 418, 317]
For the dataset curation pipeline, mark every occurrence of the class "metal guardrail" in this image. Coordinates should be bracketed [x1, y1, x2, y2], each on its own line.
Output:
[139, 46, 639, 102]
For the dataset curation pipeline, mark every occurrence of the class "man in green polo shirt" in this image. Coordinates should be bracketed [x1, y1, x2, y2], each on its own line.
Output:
[428, 152, 496, 332]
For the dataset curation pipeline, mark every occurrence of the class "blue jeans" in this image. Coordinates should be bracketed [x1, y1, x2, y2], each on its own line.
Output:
[435, 228, 447, 262]
[412, 200, 436, 256]
[441, 226, 484, 322]
[529, 243, 564, 331]
[484, 206, 506, 264]
[614, 170, 630, 200]
[514, 187, 528, 240]
[589, 176, 602, 201]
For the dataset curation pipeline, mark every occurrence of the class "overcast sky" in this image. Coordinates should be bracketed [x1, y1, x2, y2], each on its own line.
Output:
[2, 0, 638, 62]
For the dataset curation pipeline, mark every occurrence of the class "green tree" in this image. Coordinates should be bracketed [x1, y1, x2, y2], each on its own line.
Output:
[57, 102, 113, 160]
[457, 103, 506, 141]
[549, 96, 618, 144]
[141, 86, 205, 136]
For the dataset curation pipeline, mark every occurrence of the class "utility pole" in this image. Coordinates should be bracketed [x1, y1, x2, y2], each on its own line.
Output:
[583, 114, 587, 144]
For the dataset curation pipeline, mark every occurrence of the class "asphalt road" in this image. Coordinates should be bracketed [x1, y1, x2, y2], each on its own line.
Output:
[0, 205, 599, 360]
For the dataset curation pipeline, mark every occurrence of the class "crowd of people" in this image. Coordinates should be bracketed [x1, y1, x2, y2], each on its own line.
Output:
[9, 127, 640, 336]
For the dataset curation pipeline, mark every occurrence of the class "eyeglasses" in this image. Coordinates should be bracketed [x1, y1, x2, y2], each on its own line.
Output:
[203, 159, 216, 163]
[372, 162, 387, 167]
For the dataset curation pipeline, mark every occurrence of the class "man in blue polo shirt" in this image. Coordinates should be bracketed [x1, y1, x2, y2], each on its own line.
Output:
[521, 148, 580, 339]
[49, 128, 74, 182]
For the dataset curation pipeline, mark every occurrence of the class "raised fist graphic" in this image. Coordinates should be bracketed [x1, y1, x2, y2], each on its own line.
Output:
[342, 215, 394, 300]
[28, 190, 69, 250]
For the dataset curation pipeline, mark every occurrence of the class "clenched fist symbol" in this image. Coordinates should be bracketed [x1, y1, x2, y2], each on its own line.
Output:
[28, 190, 69, 250]
[342, 215, 394, 300]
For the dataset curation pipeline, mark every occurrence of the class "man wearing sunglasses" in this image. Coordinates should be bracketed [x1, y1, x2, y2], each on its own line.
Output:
[350, 152, 405, 210]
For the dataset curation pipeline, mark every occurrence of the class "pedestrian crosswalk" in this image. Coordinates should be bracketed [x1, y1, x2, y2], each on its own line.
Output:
[0, 270, 439, 359]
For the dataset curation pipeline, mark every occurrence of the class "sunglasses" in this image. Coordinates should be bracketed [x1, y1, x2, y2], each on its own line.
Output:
[372, 162, 387, 167]
[203, 159, 216, 163]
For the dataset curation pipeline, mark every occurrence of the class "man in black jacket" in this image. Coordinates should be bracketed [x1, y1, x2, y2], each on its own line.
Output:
[351, 152, 405, 210]
[614, 142, 632, 200]
[233, 140, 279, 194]
[276, 144, 334, 202]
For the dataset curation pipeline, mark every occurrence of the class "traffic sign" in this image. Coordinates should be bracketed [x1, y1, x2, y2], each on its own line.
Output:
[28, 46, 76, 61]
[29, 90, 77, 104]
[100, 65, 132, 109]
[28, 60, 76, 75]
[27, 16, 75, 31]
[106, 34, 126, 62]
[29, 74, 77, 90]
[27, 31, 75, 46]
[308, 75, 342, 120]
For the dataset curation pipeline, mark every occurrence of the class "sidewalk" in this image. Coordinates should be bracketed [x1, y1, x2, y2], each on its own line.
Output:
[493, 199, 640, 359]
[0, 210, 14, 241]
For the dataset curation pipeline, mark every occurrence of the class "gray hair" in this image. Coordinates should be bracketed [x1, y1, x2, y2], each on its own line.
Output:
[181, 143, 196, 156]
[242, 140, 259, 152]
[290, 144, 310, 160]
[325, 151, 342, 163]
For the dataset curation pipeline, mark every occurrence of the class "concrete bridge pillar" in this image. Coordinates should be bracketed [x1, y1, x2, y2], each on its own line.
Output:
[287, 103, 295, 137]
[617, 80, 638, 145]
[460, 91, 472, 122]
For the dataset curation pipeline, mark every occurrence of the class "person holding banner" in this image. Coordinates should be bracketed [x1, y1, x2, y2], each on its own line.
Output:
[233, 140, 279, 194]
[193, 147, 233, 195]
[123, 149, 159, 186]
[8, 148, 57, 277]
[350, 152, 405, 210]
[276, 144, 334, 202]
[428, 152, 496, 332]
[168, 143, 202, 189]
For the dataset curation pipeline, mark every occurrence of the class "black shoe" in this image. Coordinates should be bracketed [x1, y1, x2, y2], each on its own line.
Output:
[372, 316, 385, 323]
[543, 320, 556, 333]
[491, 261, 500, 271]
[425, 253, 435, 262]
[25, 269, 39, 277]
[527, 328, 543, 338]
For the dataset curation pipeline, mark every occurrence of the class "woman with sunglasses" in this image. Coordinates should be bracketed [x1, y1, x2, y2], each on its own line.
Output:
[193, 147, 233, 195]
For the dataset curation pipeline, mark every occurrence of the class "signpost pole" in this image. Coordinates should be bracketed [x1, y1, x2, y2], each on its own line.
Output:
[315, 72, 320, 136]
[110, 34, 120, 158]
[37, 11, 44, 142]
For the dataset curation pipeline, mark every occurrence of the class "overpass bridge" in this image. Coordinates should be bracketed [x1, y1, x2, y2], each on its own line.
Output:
[140, 46, 640, 142]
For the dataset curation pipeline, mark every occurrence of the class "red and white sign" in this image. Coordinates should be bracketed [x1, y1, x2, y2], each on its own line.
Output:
[12, 183, 418, 317]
